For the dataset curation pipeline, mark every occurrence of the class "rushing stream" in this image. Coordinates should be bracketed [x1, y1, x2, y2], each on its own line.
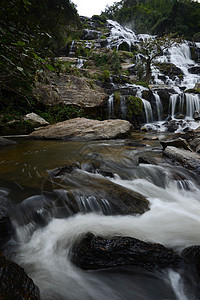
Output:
[0, 133, 200, 299]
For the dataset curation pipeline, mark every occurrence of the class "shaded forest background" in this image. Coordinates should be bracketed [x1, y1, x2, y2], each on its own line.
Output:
[0, 0, 200, 121]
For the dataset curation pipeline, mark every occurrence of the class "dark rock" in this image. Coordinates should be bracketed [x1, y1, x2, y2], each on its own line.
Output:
[71, 233, 186, 271]
[160, 138, 193, 151]
[182, 246, 200, 277]
[49, 167, 149, 216]
[175, 114, 185, 119]
[165, 120, 179, 132]
[193, 110, 200, 120]
[188, 66, 200, 74]
[0, 208, 14, 249]
[0, 253, 40, 299]
[0, 137, 16, 147]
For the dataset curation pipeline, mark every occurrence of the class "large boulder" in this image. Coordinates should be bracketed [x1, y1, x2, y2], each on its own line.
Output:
[29, 118, 133, 140]
[71, 233, 186, 271]
[0, 137, 16, 147]
[0, 253, 40, 299]
[48, 166, 149, 216]
[163, 146, 200, 173]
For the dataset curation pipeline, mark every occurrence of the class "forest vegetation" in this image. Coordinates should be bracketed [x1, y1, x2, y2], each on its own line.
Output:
[102, 0, 200, 40]
[0, 0, 200, 128]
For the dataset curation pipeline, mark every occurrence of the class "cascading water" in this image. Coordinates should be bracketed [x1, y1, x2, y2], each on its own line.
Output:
[108, 94, 114, 118]
[153, 92, 163, 121]
[120, 95, 127, 119]
[169, 94, 179, 117]
[2, 138, 199, 300]
[185, 93, 200, 119]
[106, 20, 200, 130]
[141, 99, 153, 123]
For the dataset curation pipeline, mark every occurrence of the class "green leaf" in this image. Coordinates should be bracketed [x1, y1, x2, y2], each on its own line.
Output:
[17, 41, 26, 46]
[46, 64, 55, 71]
[17, 66, 24, 72]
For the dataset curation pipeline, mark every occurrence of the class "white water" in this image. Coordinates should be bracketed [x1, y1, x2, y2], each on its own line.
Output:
[106, 20, 200, 130]
[108, 94, 114, 118]
[15, 166, 200, 300]
[153, 92, 163, 120]
[120, 95, 127, 118]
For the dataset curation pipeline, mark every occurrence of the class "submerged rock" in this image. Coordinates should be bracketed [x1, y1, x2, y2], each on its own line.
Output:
[48, 167, 149, 216]
[29, 118, 133, 140]
[0, 137, 16, 147]
[0, 253, 40, 299]
[71, 233, 186, 271]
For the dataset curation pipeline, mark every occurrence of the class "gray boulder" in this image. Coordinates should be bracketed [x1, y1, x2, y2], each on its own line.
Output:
[29, 118, 133, 140]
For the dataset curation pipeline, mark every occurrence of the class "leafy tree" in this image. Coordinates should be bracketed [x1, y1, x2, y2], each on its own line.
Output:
[102, 0, 200, 39]
[0, 0, 80, 111]
[135, 34, 179, 82]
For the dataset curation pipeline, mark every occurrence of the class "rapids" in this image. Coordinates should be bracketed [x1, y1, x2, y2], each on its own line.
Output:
[0, 134, 200, 299]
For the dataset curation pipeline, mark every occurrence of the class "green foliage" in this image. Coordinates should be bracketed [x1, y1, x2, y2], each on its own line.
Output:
[38, 104, 84, 124]
[127, 96, 143, 116]
[111, 49, 121, 74]
[102, 70, 110, 81]
[135, 81, 149, 89]
[134, 34, 179, 82]
[114, 91, 121, 103]
[102, 0, 200, 39]
[0, 0, 81, 110]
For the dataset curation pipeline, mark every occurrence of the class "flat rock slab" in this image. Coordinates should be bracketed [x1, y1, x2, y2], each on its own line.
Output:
[29, 118, 133, 140]
[71, 233, 186, 271]
[163, 146, 200, 173]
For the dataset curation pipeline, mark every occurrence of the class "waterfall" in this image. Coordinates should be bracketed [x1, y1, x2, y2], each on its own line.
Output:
[108, 94, 114, 118]
[185, 93, 200, 119]
[142, 99, 153, 123]
[107, 19, 137, 50]
[69, 40, 76, 57]
[169, 94, 179, 117]
[120, 96, 127, 119]
[153, 92, 163, 121]
[76, 58, 85, 69]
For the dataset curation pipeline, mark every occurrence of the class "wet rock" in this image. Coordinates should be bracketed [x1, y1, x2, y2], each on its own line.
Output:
[0, 208, 14, 249]
[195, 83, 200, 90]
[182, 246, 200, 277]
[193, 110, 200, 120]
[71, 233, 186, 271]
[179, 126, 200, 152]
[163, 146, 200, 174]
[165, 120, 179, 132]
[29, 118, 133, 141]
[22, 113, 49, 127]
[0, 137, 16, 147]
[49, 167, 149, 216]
[188, 66, 200, 74]
[0, 253, 40, 299]
[160, 138, 193, 151]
